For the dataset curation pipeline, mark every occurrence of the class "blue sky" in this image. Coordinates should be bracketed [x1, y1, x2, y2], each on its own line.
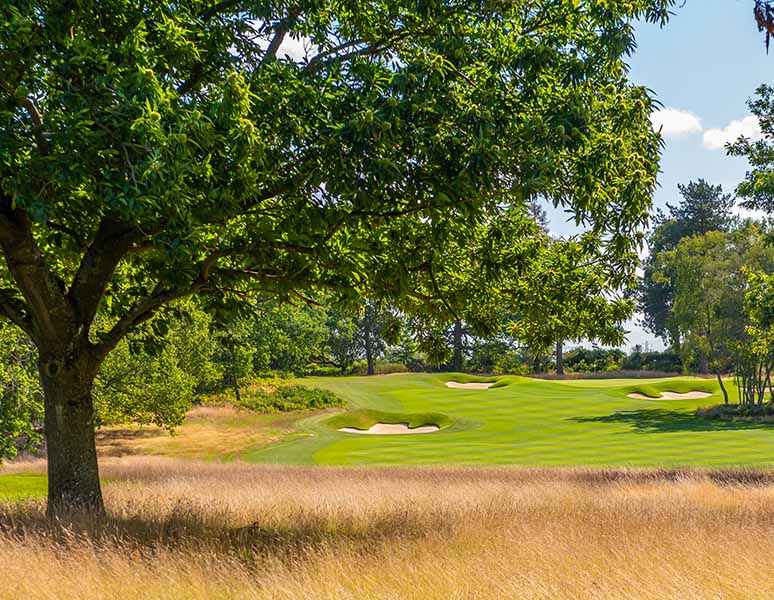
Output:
[549, 0, 772, 351]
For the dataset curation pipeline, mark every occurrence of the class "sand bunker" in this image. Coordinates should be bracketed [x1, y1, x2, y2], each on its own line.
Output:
[446, 381, 494, 390]
[627, 391, 711, 400]
[338, 423, 440, 435]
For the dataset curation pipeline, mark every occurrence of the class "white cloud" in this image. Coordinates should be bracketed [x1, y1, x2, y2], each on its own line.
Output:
[702, 115, 763, 150]
[251, 20, 316, 63]
[650, 107, 703, 138]
[275, 35, 314, 62]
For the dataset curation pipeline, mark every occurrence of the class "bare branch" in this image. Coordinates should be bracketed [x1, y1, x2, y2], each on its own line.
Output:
[18, 97, 49, 155]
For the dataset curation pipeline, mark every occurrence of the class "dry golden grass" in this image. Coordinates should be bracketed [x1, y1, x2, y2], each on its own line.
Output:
[4, 459, 774, 598]
[95, 405, 301, 460]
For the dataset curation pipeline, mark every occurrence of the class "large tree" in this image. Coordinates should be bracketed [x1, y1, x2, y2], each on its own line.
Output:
[0, 1, 670, 513]
[653, 226, 774, 399]
[639, 179, 736, 350]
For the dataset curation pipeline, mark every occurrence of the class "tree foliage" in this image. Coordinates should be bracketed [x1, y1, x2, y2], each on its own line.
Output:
[0, 323, 42, 459]
[653, 225, 774, 398]
[639, 179, 737, 347]
[509, 236, 633, 354]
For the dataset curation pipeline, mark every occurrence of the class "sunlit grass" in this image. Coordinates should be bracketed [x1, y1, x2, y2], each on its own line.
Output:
[0, 473, 47, 501]
[4, 459, 774, 599]
[96, 405, 305, 461]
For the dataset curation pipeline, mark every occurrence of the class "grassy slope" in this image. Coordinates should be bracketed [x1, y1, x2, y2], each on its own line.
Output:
[0, 473, 47, 501]
[238, 372, 774, 467]
[97, 405, 302, 462]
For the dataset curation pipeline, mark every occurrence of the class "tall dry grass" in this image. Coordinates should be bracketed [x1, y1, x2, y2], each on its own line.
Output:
[4, 459, 774, 598]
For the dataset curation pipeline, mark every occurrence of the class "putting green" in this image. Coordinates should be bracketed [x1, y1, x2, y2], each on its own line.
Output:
[242, 373, 774, 467]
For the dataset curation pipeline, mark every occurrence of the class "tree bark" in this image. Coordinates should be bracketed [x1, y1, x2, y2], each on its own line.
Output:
[555, 337, 564, 377]
[40, 350, 104, 516]
[715, 371, 728, 405]
[698, 351, 709, 375]
[364, 328, 374, 375]
[233, 373, 242, 404]
[452, 320, 463, 372]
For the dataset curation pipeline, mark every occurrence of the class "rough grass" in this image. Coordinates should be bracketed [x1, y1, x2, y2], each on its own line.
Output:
[622, 378, 719, 399]
[96, 405, 303, 461]
[5, 459, 774, 598]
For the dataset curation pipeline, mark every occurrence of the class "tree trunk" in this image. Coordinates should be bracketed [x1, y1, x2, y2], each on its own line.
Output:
[452, 320, 463, 372]
[233, 373, 242, 404]
[40, 352, 104, 516]
[555, 337, 564, 377]
[364, 329, 374, 375]
[715, 371, 728, 405]
[698, 351, 709, 375]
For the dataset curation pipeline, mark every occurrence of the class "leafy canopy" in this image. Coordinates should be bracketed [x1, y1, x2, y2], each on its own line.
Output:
[639, 179, 737, 347]
[0, 0, 671, 400]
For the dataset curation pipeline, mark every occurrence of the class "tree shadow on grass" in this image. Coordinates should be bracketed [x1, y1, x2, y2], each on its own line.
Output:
[572, 409, 774, 433]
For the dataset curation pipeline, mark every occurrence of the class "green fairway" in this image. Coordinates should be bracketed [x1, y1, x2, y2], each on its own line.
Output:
[0, 474, 47, 501]
[242, 373, 774, 467]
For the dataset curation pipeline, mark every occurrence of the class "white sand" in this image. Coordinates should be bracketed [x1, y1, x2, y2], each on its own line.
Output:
[338, 423, 440, 435]
[446, 381, 494, 390]
[627, 391, 711, 400]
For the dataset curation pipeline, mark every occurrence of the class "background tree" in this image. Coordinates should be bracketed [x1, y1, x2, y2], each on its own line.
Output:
[0, 323, 42, 459]
[738, 270, 774, 405]
[508, 236, 634, 371]
[639, 179, 737, 351]
[653, 226, 774, 400]
[729, 85, 774, 213]
[0, 1, 671, 513]
[357, 300, 401, 375]
[250, 300, 329, 374]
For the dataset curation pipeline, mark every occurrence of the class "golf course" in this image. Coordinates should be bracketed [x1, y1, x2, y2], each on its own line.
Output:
[3, 372, 771, 503]
[243, 374, 773, 467]
[7, 1, 774, 597]
[7, 373, 774, 599]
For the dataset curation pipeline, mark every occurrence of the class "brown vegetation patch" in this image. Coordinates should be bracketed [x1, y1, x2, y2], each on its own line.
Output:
[6, 461, 774, 598]
[95, 405, 301, 460]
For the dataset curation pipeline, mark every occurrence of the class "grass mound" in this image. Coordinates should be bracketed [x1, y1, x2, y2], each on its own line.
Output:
[324, 409, 452, 431]
[622, 378, 718, 399]
[440, 373, 498, 384]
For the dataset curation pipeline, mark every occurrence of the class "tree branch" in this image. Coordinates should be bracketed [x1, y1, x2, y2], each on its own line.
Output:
[67, 219, 143, 327]
[260, 7, 302, 66]
[304, 31, 415, 75]
[0, 195, 73, 346]
[0, 289, 34, 338]
[18, 97, 49, 155]
[92, 251, 224, 361]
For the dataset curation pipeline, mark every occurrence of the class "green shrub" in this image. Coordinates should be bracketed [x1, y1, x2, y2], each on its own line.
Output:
[237, 383, 344, 413]
[304, 365, 343, 377]
[698, 403, 774, 421]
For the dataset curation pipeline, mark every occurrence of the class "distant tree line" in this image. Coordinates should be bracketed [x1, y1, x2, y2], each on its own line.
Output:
[636, 80, 774, 406]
